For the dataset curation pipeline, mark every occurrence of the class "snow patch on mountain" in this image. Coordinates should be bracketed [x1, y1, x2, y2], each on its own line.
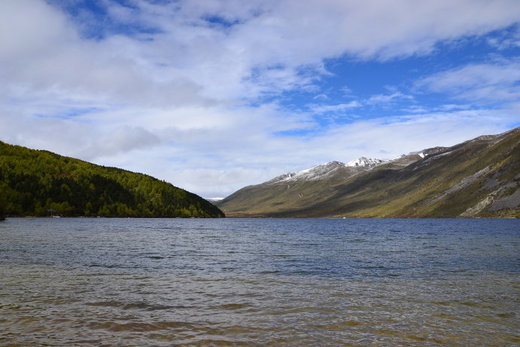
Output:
[269, 157, 386, 184]
[271, 161, 346, 183]
[346, 157, 385, 168]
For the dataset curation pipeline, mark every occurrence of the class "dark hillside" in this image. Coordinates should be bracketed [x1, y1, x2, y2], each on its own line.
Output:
[0, 141, 224, 218]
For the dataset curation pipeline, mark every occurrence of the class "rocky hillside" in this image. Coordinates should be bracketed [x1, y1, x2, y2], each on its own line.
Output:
[218, 127, 520, 218]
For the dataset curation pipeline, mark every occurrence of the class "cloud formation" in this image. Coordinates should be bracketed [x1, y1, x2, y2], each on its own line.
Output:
[1, 0, 519, 197]
[417, 58, 520, 103]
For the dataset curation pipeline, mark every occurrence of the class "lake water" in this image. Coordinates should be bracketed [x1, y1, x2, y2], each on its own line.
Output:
[0, 218, 519, 346]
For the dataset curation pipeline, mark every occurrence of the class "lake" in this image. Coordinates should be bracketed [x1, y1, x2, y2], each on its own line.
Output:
[0, 218, 519, 345]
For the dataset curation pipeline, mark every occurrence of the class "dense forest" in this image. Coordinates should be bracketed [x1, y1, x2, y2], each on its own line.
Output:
[0, 141, 224, 218]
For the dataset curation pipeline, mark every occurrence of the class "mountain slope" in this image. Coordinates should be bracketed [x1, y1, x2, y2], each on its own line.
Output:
[218, 128, 520, 218]
[218, 160, 383, 217]
[0, 141, 224, 218]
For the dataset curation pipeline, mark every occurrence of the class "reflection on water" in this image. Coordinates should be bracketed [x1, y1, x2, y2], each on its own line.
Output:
[0, 218, 519, 345]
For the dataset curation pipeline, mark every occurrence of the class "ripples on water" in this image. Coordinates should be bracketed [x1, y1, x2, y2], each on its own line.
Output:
[0, 218, 519, 345]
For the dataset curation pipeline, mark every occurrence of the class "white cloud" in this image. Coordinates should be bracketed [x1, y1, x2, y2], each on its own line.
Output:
[367, 92, 413, 105]
[0, 1, 73, 60]
[487, 25, 520, 50]
[309, 92, 412, 117]
[4, 0, 520, 108]
[416, 59, 520, 103]
[310, 101, 361, 114]
[79, 126, 162, 160]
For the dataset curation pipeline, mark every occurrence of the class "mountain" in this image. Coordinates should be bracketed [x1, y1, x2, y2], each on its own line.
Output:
[266, 157, 387, 184]
[217, 127, 520, 218]
[346, 157, 386, 167]
[0, 141, 224, 218]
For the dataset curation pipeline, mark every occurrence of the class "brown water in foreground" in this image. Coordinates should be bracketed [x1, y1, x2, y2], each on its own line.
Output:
[0, 218, 519, 345]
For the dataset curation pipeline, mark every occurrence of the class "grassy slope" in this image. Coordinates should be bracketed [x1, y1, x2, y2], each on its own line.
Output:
[0, 141, 224, 218]
[218, 167, 364, 217]
[219, 128, 519, 218]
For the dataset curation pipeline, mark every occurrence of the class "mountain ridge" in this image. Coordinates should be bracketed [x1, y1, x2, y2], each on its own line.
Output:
[217, 127, 520, 218]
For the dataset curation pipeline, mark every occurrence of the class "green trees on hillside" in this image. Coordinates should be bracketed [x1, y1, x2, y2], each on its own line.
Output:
[0, 142, 224, 218]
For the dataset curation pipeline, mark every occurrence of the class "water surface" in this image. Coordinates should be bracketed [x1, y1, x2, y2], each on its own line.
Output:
[1, 218, 519, 345]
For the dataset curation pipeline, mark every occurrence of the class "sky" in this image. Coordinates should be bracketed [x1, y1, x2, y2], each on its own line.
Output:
[1, 0, 520, 198]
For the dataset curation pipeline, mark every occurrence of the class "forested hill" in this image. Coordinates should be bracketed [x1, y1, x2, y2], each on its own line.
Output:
[0, 141, 224, 218]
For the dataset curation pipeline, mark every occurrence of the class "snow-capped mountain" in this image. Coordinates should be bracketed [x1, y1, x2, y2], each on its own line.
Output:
[268, 158, 385, 184]
[269, 161, 346, 183]
[218, 127, 520, 218]
[346, 157, 386, 168]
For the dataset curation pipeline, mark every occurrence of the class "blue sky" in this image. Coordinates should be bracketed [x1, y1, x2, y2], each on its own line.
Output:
[1, 0, 520, 197]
